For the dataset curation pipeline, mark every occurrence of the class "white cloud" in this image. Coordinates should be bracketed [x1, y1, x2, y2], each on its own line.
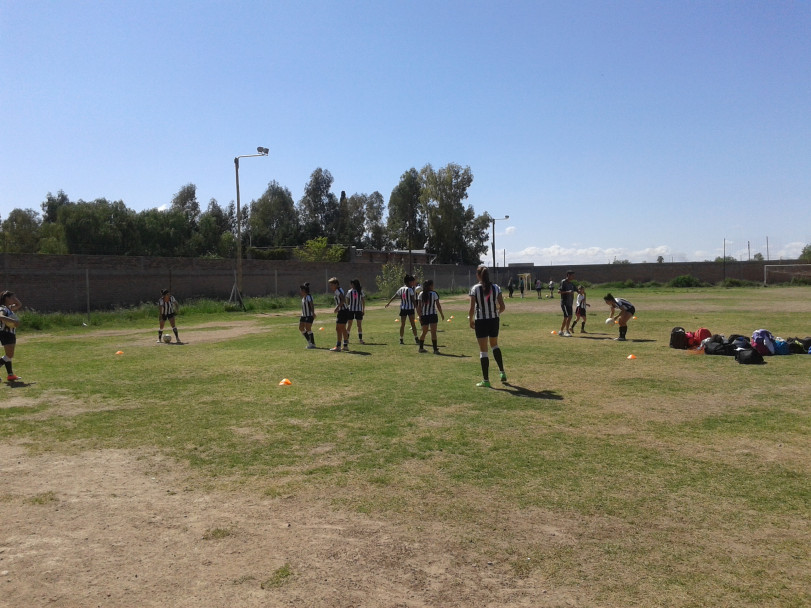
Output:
[509, 244, 691, 266]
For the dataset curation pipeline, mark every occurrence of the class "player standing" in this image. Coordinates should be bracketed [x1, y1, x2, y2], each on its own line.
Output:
[468, 266, 507, 387]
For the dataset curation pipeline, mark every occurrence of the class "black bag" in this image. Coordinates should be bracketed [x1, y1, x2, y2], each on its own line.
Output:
[670, 327, 688, 349]
[735, 348, 764, 365]
[705, 341, 734, 356]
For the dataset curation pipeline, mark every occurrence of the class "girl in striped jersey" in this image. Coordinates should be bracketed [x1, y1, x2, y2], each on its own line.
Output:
[299, 282, 317, 349]
[416, 280, 444, 354]
[158, 289, 181, 344]
[328, 277, 350, 351]
[384, 274, 419, 345]
[345, 279, 366, 346]
[468, 266, 507, 387]
[1, 290, 23, 382]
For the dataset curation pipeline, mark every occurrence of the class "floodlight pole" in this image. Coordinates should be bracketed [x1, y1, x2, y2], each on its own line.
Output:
[490, 214, 509, 283]
[234, 147, 269, 297]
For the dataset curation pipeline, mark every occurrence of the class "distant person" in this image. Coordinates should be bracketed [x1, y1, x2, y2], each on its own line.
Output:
[0, 290, 23, 382]
[604, 293, 636, 341]
[548, 279, 554, 299]
[416, 279, 444, 354]
[573, 285, 590, 333]
[299, 282, 316, 349]
[468, 266, 507, 387]
[158, 289, 181, 344]
[328, 277, 350, 351]
[558, 271, 576, 336]
[535, 278, 542, 298]
[345, 278, 366, 345]
[507, 277, 515, 298]
[385, 274, 419, 345]
[518, 277, 525, 298]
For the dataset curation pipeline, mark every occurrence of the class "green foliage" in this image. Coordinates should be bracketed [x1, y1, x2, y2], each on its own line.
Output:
[667, 274, 706, 288]
[261, 564, 292, 589]
[714, 255, 737, 263]
[294, 237, 347, 262]
[611, 258, 631, 264]
[375, 262, 424, 297]
[248, 247, 293, 260]
[800, 244, 811, 262]
[720, 278, 760, 288]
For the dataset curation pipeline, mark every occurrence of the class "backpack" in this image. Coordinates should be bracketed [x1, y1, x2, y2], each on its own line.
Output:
[705, 341, 734, 356]
[787, 337, 811, 354]
[751, 329, 775, 356]
[685, 331, 697, 347]
[736, 347, 764, 365]
[694, 328, 712, 344]
[773, 339, 790, 356]
[670, 327, 688, 349]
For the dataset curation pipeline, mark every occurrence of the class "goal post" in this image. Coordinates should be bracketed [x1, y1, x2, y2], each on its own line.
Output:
[763, 264, 811, 286]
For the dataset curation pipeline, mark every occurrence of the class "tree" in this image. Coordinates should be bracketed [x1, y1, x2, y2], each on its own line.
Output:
[753, 252, 764, 261]
[338, 192, 368, 248]
[59, 199, 140, 255]
[295, 237, 346, 262]
[714, 256, 736, 263]
[249, 181, 299, 248]
[420, 163, 486, 265]
[799, 244, 811, 262]
[657, 256, 664, 264]
[297, 168, 339, 242]
[387, 168, 426, 251]
[170, 183, 201, 226]
[2, 208, 41, 253]
[362, 191, 387, 249]
[41, 190, 71, 224]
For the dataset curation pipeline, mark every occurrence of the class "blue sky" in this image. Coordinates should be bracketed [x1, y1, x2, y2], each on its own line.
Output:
[2, 1, 809, 265]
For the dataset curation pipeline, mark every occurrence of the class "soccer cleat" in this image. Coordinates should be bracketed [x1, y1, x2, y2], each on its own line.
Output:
[476, 380, 491, 388]
[306, 344, 316, 349]
[433, 349, 440, 355]
[329, 346, 342, 352]
[614, 337, 627, 341]
[499, 372, 507, 382]
[399, 339, 404, 345]
[358, 339, 365, 344]
[418, 347, 427, 353]
[157, 339, 163, 343]
[7, 374, 21, 381]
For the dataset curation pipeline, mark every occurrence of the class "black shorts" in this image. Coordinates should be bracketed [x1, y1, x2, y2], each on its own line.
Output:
[336, 309, 351, 324]
[160, 313, 176, 322]
[0, 331, 16, 346]
[474, 317, 500, 339]
[299, 315, 314, 324]
[420, 314, 438, 326]
[350, 311, 364, 320]
[575, 306, 587, 317]
[561, 302, 573, 317]
[399, 308, 415, 318]
[621, 305, 636, 315]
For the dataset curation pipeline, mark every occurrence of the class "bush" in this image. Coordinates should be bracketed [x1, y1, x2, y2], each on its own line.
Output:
[667, 275, 706, 288]
[376, 262, 424, 299]
[720, 278, 760, 288]
[249, 247, 292, 261]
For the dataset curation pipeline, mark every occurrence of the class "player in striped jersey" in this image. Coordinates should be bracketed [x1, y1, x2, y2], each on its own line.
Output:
[385, 274, 419, 345]
[468, 266, 507, 387]
[604, 293, 636, 341]
[416, 279, 444, 354]
[328, 277, 350, 351]
[1, 290, 23, 382]
[299, 282, 317, 349]
[345, 278, 366, 346]
[158, 289, 181, 344]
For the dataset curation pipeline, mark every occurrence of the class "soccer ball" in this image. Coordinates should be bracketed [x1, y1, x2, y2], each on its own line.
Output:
[163, 333, 173, 344]
[605, 317, 614, 325]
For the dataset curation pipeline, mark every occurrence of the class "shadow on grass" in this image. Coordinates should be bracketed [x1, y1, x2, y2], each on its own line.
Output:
[5, 379, 34, 388]
[494, 383, 563, 400]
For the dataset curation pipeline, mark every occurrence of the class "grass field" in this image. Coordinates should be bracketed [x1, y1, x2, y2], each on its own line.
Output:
[2, 286, 809, 607]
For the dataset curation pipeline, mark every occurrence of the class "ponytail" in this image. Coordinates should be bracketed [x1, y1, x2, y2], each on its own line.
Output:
[477, 266, 492, 296]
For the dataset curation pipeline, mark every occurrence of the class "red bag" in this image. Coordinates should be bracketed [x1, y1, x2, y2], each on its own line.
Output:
[695, 328, 711, 344]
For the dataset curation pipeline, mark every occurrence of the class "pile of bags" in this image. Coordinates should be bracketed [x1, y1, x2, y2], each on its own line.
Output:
[670, 327, 811, 364]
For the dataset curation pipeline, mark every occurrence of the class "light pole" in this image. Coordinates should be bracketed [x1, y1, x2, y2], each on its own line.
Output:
[490, 214, 509, 281]
[234, 147, 269, 296]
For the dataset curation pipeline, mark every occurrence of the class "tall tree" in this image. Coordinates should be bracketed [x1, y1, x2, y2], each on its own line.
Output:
[387, 168, 426, 251]
[170, 183, 201, 226]
[249, 181, 299, 248]
[60, 199, 140, 255]
[420, 163, 486, 265]
[362, 191, 387, 249]
[1, 208, 41, 253]
[297, 168, 339, 242]
[41, 190, 71, 224]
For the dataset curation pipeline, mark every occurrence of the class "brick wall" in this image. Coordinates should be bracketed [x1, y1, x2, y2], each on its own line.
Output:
[0, 253, 798, 312]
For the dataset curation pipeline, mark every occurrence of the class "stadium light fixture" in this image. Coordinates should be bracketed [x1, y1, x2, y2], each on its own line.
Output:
[234, 147, 270, 296]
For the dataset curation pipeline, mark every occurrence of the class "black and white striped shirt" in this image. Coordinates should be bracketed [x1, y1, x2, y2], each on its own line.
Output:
[333, 287, 347, 310]
[0, 306, 16, 335]
[301, 294, 315, 317]
[159, 296, 178, 316]
[345, 288, 365, 313]
[469, 283, 502, 320]
[418, 291, 440, 316]
[394, 286, 416, 310]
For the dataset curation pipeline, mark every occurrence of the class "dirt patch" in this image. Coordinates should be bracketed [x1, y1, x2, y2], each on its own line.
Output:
[0, 444, 576, 607]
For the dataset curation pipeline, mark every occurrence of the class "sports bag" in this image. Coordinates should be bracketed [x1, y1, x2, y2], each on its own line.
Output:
[670, 327, 688, 349]
[735, 347, 764, 365]
[694, 328, 712, 343]
[787, 337, 811, 354]
[705, 341, 734, 356]
[773, 339, 790, 356]
[751, 329, 775, 356]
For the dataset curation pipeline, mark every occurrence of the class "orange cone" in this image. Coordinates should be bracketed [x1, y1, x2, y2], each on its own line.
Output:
[115, 350, 124, 355]
[627, 354, 637, 360]
[279, 378, 292, 385]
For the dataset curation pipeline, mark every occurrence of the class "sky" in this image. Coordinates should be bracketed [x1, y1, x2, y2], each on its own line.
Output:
[1, 0, 809, 266]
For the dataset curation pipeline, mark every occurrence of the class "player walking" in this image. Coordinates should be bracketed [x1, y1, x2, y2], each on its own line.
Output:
[385, 274, 419, 345]
[416, 279, 444, 354]
[299, 282, 317, 349]
[1, 290, 23, 382]
[468, 266, 507, 387]
[345, 279, 366, 346]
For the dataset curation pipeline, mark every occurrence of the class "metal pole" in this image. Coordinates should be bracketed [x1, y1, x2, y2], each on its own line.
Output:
[234, 157, 242, 294]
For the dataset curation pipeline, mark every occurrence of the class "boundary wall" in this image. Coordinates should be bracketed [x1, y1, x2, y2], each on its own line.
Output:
[0, 253, 799, 313]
